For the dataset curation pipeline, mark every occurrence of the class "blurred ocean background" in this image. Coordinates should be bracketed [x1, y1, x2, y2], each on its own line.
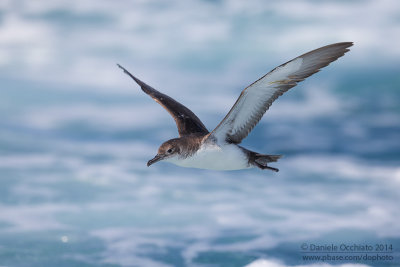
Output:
[0, 0, 399, 266]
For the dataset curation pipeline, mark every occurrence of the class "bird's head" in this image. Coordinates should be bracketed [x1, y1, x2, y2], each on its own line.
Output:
[147, 139, 181, 167]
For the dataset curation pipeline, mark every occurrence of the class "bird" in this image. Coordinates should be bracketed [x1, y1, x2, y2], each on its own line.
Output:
[117, 42, 353, 172]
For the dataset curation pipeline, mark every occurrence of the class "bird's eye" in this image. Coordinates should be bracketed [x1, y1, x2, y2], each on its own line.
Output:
[167, 148, 173, 154]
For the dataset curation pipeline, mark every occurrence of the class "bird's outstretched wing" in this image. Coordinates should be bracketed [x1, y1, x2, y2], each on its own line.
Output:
[208, 42, 353, 144]
[118, 64, 209, 136]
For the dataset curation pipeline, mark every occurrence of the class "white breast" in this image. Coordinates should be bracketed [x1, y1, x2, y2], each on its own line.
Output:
[165, 143, 252, 170]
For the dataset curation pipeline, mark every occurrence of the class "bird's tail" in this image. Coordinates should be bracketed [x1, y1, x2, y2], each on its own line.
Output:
[252, 153, 282, 172]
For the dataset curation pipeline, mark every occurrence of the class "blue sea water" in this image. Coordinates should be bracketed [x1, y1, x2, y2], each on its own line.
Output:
[1, 1, 400, 267]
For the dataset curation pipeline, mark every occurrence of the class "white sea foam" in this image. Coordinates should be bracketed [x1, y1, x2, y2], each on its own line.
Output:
[21, 104, 169, 130]
[1, 0, 399, 90]
[1, 1, 399, 266]
[83, 154, 400, 265]
[0, 204, 78, 232]
[266, 85, 344, 120]
[284, 155, 400, 184]
[1, 148, 398, 265]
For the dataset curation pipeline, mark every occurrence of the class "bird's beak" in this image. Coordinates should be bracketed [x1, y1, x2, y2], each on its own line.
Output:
[147, 154, 163, 167]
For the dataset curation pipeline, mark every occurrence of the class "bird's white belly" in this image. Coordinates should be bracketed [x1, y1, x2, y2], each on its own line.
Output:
[166, 144, 251, 170]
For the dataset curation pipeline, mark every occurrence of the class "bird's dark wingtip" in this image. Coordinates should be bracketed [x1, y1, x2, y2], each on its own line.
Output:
[343, 41, 354, 49]
[116, 63, 128, 74]
[116, 64, 145, 88]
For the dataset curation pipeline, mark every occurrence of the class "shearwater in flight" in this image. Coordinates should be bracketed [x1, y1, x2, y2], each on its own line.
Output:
[118, 42, 353, 172]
